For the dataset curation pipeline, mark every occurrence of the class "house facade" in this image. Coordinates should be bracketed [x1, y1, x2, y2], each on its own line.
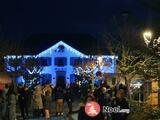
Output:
[5, 41, 118, 87]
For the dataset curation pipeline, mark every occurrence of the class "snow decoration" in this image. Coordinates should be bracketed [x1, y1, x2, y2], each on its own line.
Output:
[26, 67, 41, 74]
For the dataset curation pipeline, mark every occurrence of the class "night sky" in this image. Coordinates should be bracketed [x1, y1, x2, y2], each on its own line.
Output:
[0, 0, 160, 54]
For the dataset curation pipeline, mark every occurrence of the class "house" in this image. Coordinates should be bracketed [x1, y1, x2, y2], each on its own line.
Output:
[5, 41, 118, 87]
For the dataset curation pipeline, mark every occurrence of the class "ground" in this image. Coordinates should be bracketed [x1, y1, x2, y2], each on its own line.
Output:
[29, 113, 78, 120]
[16, 99, 80, 120]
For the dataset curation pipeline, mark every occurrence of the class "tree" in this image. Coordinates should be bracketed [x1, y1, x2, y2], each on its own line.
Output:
[74, 56, 107, 91]
[135, 55, 159, 79]
[74, 58, 96, 85]
[102, 29, 160, 99]
[100, 13, 157, 99]
[107, 41, 141, 98]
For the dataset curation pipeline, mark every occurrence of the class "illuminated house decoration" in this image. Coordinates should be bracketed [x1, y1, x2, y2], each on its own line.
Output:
[5, 41, 118, 87]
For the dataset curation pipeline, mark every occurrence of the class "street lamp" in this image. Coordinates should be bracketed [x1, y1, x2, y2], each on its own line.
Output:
[143, 30, 160, 56]
[143, 31, 152, 46]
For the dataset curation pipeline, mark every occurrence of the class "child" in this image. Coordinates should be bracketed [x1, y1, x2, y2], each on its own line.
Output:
[43, 91, 52, 120]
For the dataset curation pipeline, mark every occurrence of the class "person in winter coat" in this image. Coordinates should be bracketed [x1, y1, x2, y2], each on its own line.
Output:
[7, 84, 17, 120]
[43, 84, 52, 96]
[98, 87, 111, 107]
[33, 85, 44, 118]
[55, 86, 64, 116]
[43, 91, 52, 120]
[0, 90, 4, 120]
[24, 85, 32, 118]
[1, 84, 9, 120]
[78, 95, 103, 120]
[111, 89, 129, 120]
[97, 87, 111, 120]
[17, 84, 27, 120]
[65, 85, 73, 114]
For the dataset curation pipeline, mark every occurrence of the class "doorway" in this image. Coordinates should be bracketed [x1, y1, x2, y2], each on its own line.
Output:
[56, 71, 66, 88]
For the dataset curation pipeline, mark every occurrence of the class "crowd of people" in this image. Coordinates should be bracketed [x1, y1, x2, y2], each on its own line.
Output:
[0, 81, 129, 120]
[0, 83, 74, 120]
[78, 85, 129, 120]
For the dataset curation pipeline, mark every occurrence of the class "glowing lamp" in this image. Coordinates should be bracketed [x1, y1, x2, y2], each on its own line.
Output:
[143, 31, 152, 45]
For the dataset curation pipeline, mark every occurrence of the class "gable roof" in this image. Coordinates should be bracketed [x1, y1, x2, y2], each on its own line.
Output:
[38, 41, 87, 57]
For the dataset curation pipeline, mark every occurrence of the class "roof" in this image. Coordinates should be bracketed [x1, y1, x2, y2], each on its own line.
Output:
[38, 41, 87, 57]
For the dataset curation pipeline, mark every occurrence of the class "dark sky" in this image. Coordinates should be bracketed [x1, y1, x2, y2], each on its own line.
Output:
[0, 0, 159, 39]
[0, 0, 160, 54]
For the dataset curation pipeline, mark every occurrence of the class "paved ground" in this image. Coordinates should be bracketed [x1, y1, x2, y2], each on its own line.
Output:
[29, 113, 78, 120]
[17, 100, 80, 120]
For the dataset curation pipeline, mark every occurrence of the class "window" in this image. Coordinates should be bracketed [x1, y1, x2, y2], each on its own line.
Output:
[70, 57, 82, 66]
[39, 57, 52, 66]
[55, 57, 67, 66]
